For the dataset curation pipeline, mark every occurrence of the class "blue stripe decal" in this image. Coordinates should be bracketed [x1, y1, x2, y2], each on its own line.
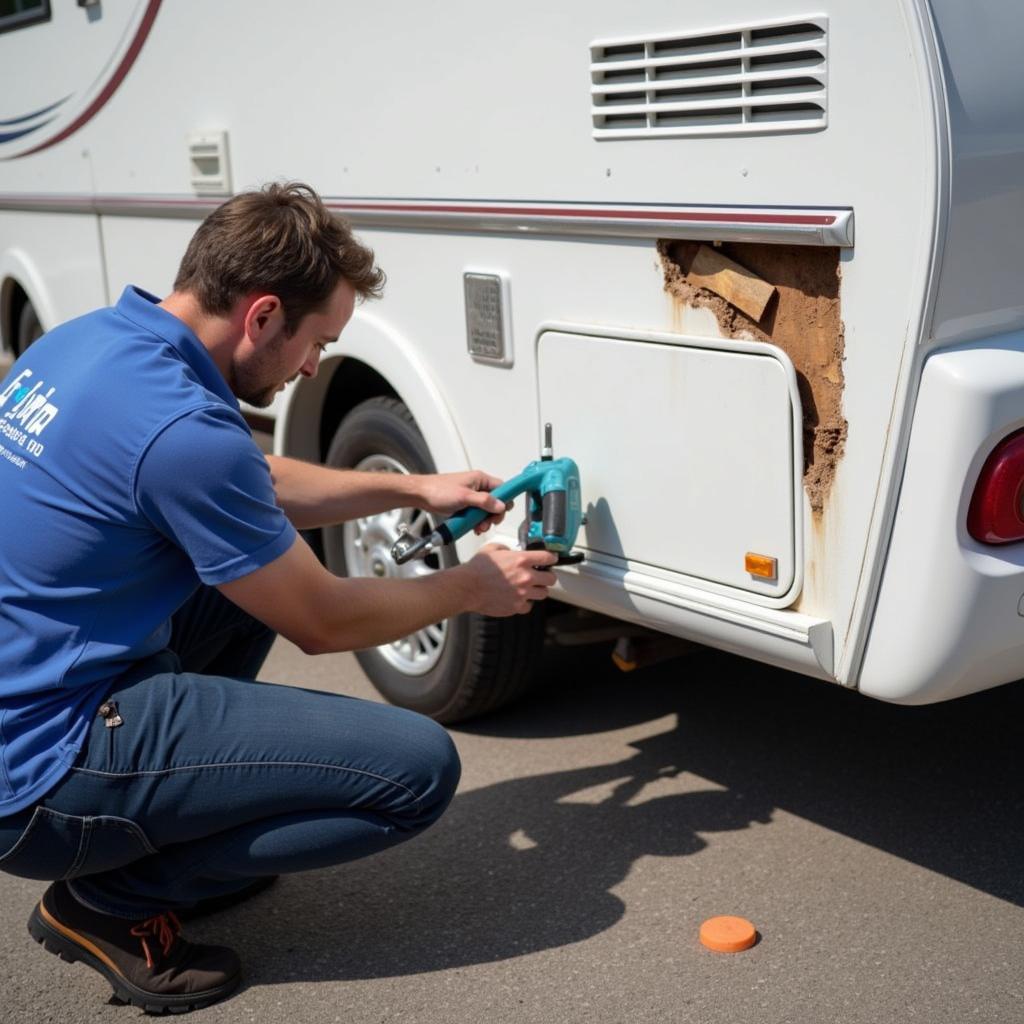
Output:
[0, 96, 69, 128]
[0, 118, 57, 145]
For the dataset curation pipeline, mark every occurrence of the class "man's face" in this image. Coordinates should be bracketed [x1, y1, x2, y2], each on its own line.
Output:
[230, 279, 356, 408]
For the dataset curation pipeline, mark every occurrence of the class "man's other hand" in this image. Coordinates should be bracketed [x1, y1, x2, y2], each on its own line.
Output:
[462, 544, 559, 616]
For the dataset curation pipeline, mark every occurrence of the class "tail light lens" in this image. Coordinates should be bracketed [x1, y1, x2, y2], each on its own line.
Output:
[967, 429, 1024, 544]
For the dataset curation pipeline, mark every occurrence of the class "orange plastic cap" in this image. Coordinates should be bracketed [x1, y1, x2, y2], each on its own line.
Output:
[700, 915, 758, 953]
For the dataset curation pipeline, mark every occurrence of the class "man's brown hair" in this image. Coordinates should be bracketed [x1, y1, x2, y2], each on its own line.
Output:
[173, 182, 385, 334]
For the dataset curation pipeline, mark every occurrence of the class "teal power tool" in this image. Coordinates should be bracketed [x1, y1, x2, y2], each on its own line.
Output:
[391, 424, 585, 566]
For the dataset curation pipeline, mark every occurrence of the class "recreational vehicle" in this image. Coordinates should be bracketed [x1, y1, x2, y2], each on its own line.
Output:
[2, 0, 1023, 719]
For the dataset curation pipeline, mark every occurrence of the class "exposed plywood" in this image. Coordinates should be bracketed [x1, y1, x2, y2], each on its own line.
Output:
[689, 244, 777, 321]
[658, 240, 846, 517]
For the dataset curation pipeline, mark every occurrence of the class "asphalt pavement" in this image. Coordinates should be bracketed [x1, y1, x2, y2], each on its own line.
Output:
[2, 636, 1022, 1023]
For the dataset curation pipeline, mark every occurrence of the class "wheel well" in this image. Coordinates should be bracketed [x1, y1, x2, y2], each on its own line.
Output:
[0, 279, 29, 357]
[317, 357, 399, 460]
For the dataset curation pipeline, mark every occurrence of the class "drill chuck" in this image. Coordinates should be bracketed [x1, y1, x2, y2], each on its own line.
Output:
[391, 524, 452, 565]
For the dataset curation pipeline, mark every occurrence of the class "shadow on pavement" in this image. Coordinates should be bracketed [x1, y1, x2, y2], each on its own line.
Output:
[499, 645, 1024, 907]
[210, 645, 1023, 987]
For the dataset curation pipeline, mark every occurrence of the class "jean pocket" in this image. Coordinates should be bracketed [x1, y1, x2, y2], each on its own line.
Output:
[0, 805, 156, 881]
[73, 814, 157, 878]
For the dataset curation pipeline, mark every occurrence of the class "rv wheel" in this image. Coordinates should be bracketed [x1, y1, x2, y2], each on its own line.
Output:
[323, 396, 546, 723]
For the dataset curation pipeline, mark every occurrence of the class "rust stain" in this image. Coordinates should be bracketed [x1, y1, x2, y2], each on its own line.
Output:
[667, 288, 685, 335]
[797, 496, 840, 616]
[657, 239, 847, 519]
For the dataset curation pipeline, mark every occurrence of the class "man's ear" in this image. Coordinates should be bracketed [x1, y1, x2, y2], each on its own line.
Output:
[242, 295, 285, 349]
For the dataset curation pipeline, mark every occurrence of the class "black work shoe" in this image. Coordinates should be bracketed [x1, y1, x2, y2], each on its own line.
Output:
[176, 875, 278, 922]
[27, 881, 242, 1013]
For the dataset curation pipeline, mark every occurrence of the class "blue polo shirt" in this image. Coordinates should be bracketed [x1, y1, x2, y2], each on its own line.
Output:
[0, 286, 296, 815]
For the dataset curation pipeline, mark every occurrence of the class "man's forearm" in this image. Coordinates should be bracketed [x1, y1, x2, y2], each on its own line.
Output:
[266, 454, 423, 529]
[309, 566, 477, 654]
[216, 532, 556, 655]
[217, 532, 479, 653]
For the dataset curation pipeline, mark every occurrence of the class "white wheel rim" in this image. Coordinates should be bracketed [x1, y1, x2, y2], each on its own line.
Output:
[341, 454, 449, 676]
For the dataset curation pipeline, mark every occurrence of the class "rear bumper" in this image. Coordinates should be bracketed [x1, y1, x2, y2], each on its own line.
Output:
[858, 333, 1024, 703]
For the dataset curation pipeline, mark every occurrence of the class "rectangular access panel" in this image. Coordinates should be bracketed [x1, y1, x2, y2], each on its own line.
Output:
[537, 330, 799, 599]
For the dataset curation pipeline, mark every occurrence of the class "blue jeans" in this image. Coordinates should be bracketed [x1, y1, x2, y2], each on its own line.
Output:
[0, 587, 461, 919]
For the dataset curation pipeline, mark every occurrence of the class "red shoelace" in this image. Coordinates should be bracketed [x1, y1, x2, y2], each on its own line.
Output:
[130, 912, 182, 969]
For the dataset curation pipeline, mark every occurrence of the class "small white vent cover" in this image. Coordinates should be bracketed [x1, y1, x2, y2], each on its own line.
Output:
[591, 17, 827, 139]
[188, 131, 232, 195]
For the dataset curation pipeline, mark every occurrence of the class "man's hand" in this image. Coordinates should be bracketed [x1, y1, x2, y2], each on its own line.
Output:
[459, 543, 559, 616]
[415, 470, 513, 535]
[265, 458, 514, 533]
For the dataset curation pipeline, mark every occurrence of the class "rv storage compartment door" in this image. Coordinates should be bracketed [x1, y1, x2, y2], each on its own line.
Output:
[537, 330, 798, 599]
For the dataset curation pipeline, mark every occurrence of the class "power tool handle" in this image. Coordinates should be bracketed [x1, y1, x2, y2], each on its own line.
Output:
[439, 474, 531, 542]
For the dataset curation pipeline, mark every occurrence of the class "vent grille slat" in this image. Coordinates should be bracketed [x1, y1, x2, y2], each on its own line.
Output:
[596, 91, 826, 118]
[588, 38, 827, 76]
[591, 17, 827, 139]
[593, 67, 827, 98]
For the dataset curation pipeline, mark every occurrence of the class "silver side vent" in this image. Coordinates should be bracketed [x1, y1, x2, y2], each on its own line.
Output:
[591, 17, 827, 139]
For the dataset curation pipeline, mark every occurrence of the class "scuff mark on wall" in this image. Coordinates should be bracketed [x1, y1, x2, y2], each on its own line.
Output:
[658, 240, 846, 517]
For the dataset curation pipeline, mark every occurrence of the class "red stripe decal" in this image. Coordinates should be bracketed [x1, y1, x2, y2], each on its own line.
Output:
[0, 194, 842, 233]
[16, 0, 163, 158]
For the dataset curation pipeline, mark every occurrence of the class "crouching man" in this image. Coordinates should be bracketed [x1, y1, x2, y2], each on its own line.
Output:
[0, 182, 557, 1012]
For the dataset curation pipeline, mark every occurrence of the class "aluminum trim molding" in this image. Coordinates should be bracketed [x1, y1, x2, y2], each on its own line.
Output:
[0, 194, 855, 246]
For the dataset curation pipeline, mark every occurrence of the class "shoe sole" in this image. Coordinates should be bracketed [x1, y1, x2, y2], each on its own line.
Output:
[27, 902, 242, 1014]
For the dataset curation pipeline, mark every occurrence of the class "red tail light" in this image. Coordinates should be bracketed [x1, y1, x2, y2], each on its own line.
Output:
[967, 429, 1024, 544]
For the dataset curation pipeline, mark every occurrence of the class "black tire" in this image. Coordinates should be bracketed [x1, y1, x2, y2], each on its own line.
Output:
[16, 298, 43, 354]
[323, 396, 546, 723]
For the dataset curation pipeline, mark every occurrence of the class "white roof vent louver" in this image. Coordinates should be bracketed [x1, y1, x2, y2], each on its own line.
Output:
[591, 17, 827, 139]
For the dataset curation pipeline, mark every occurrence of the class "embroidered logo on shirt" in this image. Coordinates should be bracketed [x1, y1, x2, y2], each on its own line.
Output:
[0, 369, 60, 464]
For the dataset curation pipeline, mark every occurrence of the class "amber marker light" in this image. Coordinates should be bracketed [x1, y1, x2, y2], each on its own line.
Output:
[745, 552, 777, 579]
